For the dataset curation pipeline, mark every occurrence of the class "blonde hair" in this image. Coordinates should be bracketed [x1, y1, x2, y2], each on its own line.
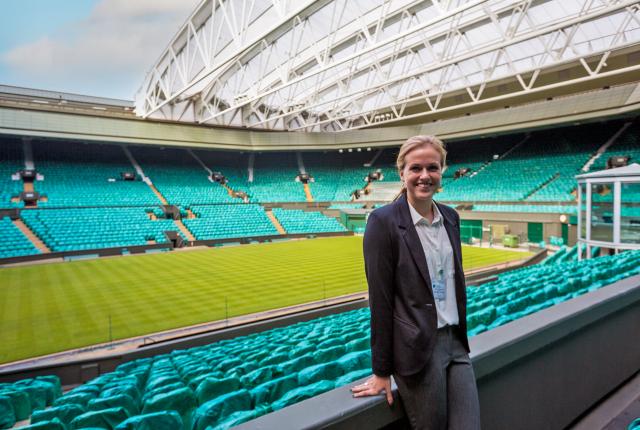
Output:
[394, 135, 447, 200]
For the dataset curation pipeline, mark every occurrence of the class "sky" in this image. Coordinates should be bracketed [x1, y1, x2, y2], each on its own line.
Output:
[0, 0, 199, 101]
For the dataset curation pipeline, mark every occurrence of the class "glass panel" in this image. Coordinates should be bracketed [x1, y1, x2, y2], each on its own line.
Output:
[590, 182, 613, 242]
[579, 182, 586, 239]
[621, 182, 640, 244]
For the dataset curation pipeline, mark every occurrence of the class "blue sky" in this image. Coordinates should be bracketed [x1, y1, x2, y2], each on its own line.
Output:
[0, 0, 198, 100]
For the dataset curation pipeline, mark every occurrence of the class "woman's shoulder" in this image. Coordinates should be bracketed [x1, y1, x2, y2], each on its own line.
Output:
[369, 201, 399, 222]
[435, 201, 460, 223]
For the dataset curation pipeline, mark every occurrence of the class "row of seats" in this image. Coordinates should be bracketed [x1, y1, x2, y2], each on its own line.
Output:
[271, 209, 348, 234]
[0, 204, 352, 258]
[2, 309, 372, 429]
[3, 120, 639, 210]
[0, 119, 640, 213]
[466, 249, 640, 336]
[438, 124, 617, 202]
[32, 141, 158, 208]
[471, 204, 577, 214]
[589, 122, 640, 172]
[131, 147, 234, 206]
[0, 217, 39, 259]
[21, 208, 181, 252]
[4, 249, 640, 429]
[184, 205, 278, 240]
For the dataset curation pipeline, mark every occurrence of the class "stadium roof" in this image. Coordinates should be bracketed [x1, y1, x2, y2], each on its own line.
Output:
[135, 0, 640, 132]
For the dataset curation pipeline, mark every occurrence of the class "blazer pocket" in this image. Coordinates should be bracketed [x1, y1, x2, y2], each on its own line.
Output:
[393, 315, 420, 347]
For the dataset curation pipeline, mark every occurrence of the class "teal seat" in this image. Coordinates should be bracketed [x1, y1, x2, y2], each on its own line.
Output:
[70, 406, 130, 429]
[114, 411, 183, 430]
[191, 389, 252, 430]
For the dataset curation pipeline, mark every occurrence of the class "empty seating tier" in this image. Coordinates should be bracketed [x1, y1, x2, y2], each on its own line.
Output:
[437, 124, 614, 203]
[589, 122, 640, 172]
[271, 209, 348, 234]
[21, 208, 181, 252]
[245, 153, 306, 203]
[466, 250, 640, 336]
[131, 147, 232, 206]
[0, 216, 40, 259]
[32, 141, 158, 208]
[183, 204, 278, 240]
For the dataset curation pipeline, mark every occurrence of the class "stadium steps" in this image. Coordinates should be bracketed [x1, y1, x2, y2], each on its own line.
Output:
[13, 218, 50, 253]
[524, 172, 561, 200]
[581, 121, 633, 172]
[265, 210, 287, 234]
[303, 183, 313, 202]
[222, 184, 246, 202]
[173, 220, 195, 242]
[148, 183, 169, 205]
[468, 160, 491, 177]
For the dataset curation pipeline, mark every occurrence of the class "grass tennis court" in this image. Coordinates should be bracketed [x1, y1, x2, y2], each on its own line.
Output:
[0, 236, 531, 364]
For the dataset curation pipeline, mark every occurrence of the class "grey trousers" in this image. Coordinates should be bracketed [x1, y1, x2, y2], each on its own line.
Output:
[394, 326, 481, 430]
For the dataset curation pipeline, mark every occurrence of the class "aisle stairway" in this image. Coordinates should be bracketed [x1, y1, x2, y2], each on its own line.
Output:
[12, 218, 50, 253]
[303, 184, 313, 203]
[174, 220, 195, 242]
[149, 184, 168, 205]
[265, 210, 287, 234]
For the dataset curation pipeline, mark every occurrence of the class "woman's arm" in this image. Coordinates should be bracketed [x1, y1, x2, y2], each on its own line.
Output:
[358, 210, 396, 403]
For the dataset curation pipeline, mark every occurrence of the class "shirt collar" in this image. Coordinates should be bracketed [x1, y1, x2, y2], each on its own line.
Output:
[408, 200, 442, 226]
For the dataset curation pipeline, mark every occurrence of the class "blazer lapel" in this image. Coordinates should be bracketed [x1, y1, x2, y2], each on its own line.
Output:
[437, 201, 464, 280]
[395, 194, 431, 289]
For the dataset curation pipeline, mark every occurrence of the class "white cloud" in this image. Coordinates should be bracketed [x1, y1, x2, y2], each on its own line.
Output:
[1, 0, 199, 99]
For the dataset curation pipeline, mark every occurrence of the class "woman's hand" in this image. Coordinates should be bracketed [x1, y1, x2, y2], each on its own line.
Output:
[351, 374, 393, 405]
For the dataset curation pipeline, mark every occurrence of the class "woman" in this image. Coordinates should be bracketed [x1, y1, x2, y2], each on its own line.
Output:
[351, 135, 480, 429]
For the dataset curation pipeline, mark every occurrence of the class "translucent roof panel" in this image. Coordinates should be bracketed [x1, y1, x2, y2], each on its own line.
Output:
[136, 0, 640, 131]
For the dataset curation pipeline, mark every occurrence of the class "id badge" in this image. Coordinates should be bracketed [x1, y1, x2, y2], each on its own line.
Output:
[432, 279, 446, 302]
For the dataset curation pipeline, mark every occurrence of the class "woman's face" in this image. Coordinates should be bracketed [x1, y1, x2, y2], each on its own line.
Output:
[400, 144, 443, 204]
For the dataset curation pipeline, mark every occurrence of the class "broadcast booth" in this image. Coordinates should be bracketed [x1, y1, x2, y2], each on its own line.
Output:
[577, 163, 640, 259]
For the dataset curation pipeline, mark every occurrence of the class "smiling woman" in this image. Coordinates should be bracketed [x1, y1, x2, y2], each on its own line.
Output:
[353, 135, 481, 430]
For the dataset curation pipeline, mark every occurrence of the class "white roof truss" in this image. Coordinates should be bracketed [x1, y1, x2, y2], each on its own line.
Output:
[136, 0, 640, 131]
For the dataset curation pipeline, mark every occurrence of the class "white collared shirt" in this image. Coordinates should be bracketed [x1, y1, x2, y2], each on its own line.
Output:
[407, 201, 459, 328]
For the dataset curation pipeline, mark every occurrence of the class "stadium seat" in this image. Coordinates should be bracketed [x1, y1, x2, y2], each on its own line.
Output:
[114, 410, 183, 430]
[30, 403, 86, 428]
[69, 406, 130, 429]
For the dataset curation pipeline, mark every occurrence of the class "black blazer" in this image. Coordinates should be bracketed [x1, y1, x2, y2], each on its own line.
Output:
[363, 193, 469, 377]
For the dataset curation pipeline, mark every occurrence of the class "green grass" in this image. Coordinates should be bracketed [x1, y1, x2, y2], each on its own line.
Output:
[0, 236, 530, 364]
